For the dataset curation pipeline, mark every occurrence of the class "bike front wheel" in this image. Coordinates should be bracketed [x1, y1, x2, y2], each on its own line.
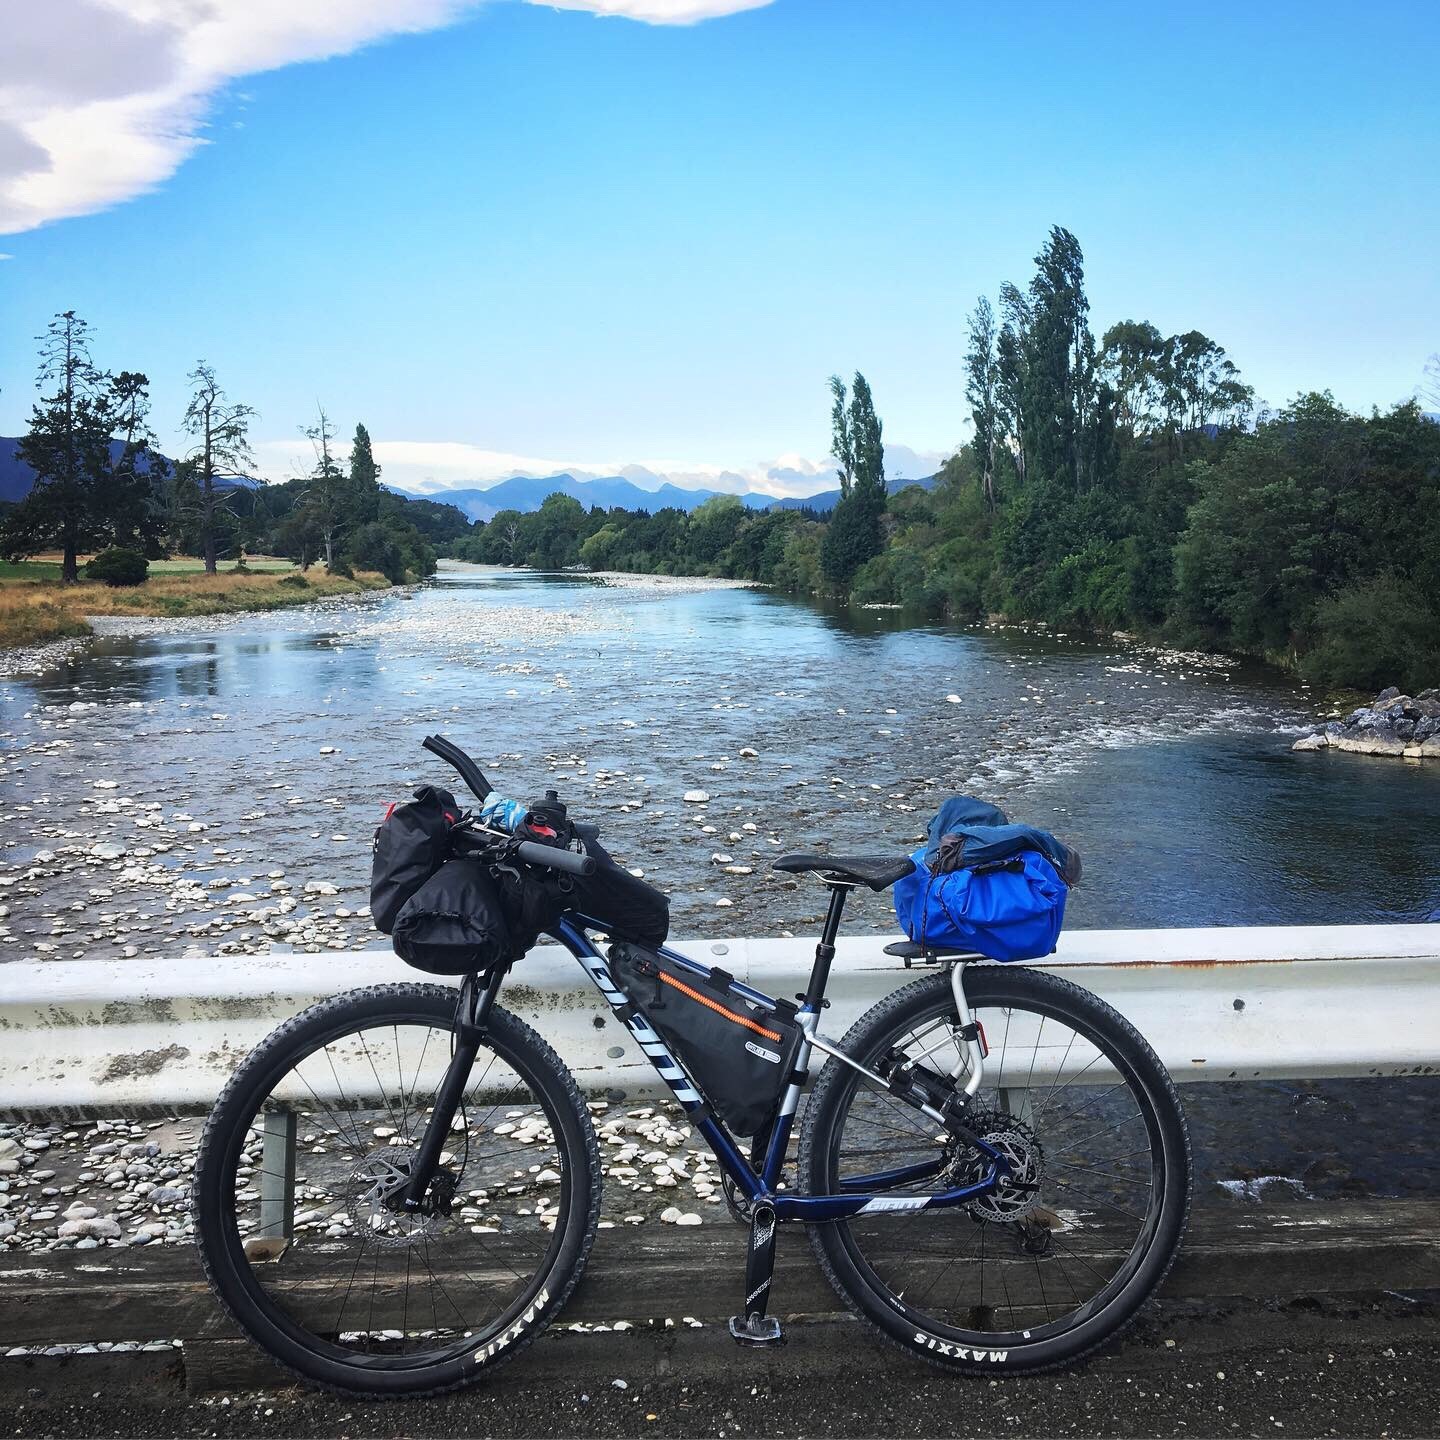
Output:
[194, 983, 600, 1397]
[799, 965, 1191, 1374]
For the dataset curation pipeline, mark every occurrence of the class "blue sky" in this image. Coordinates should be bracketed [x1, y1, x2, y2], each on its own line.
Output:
[2, 0, 1437, 497]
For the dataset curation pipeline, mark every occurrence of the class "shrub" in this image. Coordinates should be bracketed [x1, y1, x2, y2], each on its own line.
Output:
[1299, 574, 1440, 693]
[278, 573, 309, 590]
[85, 548, 148, 587]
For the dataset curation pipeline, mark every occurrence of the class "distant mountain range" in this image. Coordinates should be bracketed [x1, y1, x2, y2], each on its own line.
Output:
[387, 471, 937, 522]
[2, 436, 938, 520]
[0, 438, 180, 503]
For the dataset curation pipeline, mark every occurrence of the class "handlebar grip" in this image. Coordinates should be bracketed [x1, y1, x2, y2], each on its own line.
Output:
[515, 840, 596, 877]
[422, 733, 493, 802]
[573, 820, 600, 842]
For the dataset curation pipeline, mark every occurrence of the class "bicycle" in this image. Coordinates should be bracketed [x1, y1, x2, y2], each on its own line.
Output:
[195, 735, 1192, 1397]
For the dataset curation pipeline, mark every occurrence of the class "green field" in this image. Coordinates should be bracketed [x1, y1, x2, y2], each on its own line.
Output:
[0, 555, 297, 584]
[0, 559, 388, 651]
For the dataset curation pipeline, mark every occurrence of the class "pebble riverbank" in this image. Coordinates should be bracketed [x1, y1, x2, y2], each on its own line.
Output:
[0, 1098, 732, 1346]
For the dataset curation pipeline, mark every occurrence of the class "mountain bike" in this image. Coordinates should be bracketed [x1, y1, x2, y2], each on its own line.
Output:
[194, 736, 1191, 1397]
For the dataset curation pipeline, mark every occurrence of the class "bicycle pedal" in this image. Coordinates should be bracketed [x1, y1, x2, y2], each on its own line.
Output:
[728, 1314, 785, 1347]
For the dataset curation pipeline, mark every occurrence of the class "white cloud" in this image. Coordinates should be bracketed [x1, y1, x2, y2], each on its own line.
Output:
[250, 436, 950, 501]
[0, 0, 773, 236]
[0, 253, 13, 261]
[530, 0, 771, 20]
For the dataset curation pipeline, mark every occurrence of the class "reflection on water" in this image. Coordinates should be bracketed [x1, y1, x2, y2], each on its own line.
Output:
[2, 564, 1438, 946]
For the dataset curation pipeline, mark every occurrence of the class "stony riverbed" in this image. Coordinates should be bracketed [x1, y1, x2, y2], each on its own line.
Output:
[0, 565, 1437, 958]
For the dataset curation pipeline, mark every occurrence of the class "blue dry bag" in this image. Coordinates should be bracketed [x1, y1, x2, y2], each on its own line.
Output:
[891, 795, 1077, 962]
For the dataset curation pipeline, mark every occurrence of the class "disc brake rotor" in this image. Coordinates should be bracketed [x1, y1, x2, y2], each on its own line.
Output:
[342, 1144, 457, 1249]
[951, 1113, 1046, 1224]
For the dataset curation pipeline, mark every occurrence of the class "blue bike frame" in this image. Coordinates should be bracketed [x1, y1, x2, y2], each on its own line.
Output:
[552, 915, 1007, 1222]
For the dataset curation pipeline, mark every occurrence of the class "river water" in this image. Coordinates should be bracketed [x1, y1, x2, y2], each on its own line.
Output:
[2, 563, 1438, 1196]
[2, 562, 1439, 963]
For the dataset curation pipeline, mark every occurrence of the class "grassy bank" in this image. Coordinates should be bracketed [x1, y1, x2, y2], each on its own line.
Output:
[0, 559, 393, 651]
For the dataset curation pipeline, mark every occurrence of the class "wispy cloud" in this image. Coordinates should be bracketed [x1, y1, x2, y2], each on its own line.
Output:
[250, 436, 948, 500]
[0, 253, 13, 261]
[0, 0, 773, 236]
[531, 0, 771, 19]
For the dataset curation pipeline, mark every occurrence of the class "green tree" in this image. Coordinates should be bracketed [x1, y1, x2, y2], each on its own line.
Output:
[686, 494, 744, 569]
[181, 362, 257, 573]
[3, 311, 113, 581]
[1025, 225, 1096, 493]
[1099, 320, 1167, 435]
[103, 371, 167, 557]
[995, 283, 1032, 484]
[299, 405, 348, 570]
[579, 522, 625, 570]
[348, 422, 382, 525]
[821, 372, 887, 588]
[964, 296, 999, 510]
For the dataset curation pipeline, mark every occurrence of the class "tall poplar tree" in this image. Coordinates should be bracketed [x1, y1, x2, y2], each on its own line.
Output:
[348, 422, 382, 525]
[965, 296, 999, 510]
[821, 371, 887, 587]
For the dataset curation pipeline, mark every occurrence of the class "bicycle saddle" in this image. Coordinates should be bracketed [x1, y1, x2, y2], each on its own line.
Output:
[771, 853, 916, 891]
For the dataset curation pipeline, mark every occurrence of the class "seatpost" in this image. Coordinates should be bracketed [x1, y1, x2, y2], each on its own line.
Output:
[802, 883, 851, 1010]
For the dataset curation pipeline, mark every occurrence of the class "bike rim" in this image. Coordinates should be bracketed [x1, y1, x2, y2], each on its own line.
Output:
[824, 983, 1169, 1348]
[211, 1007, 573, 1373]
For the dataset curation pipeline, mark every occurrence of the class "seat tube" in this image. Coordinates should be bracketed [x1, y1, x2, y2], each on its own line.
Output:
[803, 883, 850, 1009]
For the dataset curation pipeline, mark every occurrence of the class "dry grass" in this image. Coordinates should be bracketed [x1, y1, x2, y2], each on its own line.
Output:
[0, 567, 392, 651]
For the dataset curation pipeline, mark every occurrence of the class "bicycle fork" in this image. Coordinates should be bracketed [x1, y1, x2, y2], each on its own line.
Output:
[400, 968, 507, 1213]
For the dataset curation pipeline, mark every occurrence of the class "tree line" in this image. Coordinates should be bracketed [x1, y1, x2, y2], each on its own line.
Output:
[0, 311, 454, 584]
[452, 225, 1439, 691]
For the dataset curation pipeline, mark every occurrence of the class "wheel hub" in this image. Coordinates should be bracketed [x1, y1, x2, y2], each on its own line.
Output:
[343, 1144, 457, 1248]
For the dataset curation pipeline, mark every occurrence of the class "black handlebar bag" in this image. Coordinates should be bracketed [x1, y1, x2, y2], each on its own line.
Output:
[566, 839, 670, 947]
[370, 785, 460, 934]
[391, 859, 512, 975]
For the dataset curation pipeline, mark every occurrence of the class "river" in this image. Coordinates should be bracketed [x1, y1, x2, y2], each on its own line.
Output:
[3, 562, 1437, 963]
[2, 562, 1438, 1196]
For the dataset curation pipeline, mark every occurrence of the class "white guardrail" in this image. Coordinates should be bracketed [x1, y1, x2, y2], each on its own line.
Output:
[1, 925, 1438, 1117]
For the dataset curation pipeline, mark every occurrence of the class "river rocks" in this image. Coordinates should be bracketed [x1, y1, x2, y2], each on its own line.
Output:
[1292, 687, 1440, 760]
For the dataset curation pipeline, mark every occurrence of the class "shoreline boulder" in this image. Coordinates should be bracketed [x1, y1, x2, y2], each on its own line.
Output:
[1292, 686, 1440, 759]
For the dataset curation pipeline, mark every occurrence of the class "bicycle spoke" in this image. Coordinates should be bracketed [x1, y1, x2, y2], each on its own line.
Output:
[216, 1011, 574, 1369]
[819, 976, 1178, 1354]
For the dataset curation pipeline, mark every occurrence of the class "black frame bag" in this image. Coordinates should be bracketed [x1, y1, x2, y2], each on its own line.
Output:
[609, 943, 801, 1136]
[391, 859, 512, 976]
[370, 785, 460, 934]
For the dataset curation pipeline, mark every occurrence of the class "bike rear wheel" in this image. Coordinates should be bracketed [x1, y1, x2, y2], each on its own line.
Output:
[799, 965, 1190, 1374]
[194, 983, 600, 1397]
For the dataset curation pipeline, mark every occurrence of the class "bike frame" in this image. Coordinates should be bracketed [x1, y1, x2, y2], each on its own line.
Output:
[544, 898, 1008, 1223]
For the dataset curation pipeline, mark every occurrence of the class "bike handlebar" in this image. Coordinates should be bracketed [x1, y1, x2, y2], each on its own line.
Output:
[422, 734, 601, 865]
[515, 839, 595, 877]
[422, 733, 493, 802]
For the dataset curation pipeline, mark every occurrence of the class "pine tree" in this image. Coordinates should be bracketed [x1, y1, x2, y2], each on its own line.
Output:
[301, 406, 346, 569]
[181, 362, 257, 573]
[104, 371, 167, 556]
[3, 311, 113, 581]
